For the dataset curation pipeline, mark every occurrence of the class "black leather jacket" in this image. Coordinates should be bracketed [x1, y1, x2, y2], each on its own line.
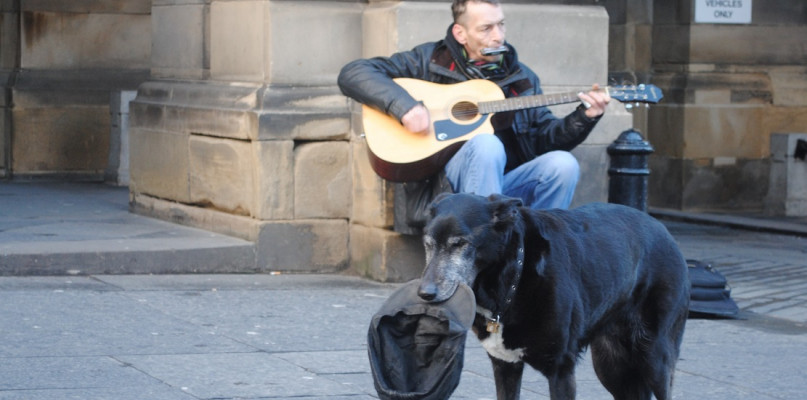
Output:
[338, 25, 601, 173]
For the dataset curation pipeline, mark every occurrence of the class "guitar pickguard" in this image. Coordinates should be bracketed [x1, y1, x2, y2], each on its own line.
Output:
[433, 115, 490, 141]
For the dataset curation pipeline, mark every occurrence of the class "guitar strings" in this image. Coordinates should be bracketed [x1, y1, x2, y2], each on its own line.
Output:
[451, 102, 480, 121]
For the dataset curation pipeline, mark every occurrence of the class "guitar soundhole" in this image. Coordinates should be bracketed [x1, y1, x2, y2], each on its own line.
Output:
[452, 101, 480, 121]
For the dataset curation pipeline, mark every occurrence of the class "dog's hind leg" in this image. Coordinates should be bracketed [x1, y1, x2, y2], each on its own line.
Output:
[591, 333, 653, 400]
[642, 307, 688, 400]
[489, 356, 524, 400]
[546, 367, 578, 400]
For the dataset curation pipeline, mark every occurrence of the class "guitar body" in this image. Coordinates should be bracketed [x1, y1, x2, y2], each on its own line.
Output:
[363, 78, 504, 182]
[360, 78, 662, 182]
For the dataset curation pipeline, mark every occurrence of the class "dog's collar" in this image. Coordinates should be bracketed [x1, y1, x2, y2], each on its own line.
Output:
[486, 246, 524, 334]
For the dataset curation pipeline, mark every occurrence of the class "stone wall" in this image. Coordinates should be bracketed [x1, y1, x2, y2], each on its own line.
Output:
[129, 1, 624, 280]
[130, 1, 359, 273]
[644, 0, 807, 212]
[0, 0, 150, 179]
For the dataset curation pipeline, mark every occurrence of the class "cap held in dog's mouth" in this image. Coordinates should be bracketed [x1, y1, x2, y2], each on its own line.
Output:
[368, 279, 476, 400]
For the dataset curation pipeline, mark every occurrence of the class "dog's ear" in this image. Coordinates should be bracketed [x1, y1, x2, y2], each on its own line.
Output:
[433, 192, 453, 204]
[428, 192, 454, 218]
[488, 194, 522, 227]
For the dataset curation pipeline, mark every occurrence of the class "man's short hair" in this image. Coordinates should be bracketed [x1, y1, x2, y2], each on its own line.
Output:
[452, 0, 501, 23]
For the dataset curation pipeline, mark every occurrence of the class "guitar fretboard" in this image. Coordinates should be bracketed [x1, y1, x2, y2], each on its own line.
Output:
[478, 88, 608, 114]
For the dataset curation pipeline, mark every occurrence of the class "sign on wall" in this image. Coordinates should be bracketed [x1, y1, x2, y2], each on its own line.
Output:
[695, 0, 752, 24]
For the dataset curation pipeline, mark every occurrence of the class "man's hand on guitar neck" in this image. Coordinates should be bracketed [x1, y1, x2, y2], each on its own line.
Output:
[578, 84, 611, 119]
[401, 103, 431, 134]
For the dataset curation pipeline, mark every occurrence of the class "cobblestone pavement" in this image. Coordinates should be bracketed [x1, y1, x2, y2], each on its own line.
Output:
[664, 220, 807, 324]
[2, 181, 807, 399]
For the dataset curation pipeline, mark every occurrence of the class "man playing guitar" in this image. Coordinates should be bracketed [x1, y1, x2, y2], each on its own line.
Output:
[338, 0, 610, 215]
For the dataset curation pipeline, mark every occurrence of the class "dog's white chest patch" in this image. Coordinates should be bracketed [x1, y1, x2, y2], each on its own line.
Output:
[480, 327, 525, 363]
[477, 309, 525, 363]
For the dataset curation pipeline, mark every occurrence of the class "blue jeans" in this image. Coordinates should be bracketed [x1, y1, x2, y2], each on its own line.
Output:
[444, 134, 580, 209]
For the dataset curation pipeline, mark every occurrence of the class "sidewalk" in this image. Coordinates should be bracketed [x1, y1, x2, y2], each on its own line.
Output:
[1, 181, 806, 399]
[0, 182, 255, 275]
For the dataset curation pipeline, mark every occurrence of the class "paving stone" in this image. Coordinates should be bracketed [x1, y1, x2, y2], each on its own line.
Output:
[117, 352, 361, 399]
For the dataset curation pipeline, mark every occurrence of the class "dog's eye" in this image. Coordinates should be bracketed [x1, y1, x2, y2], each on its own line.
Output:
[447, 237, 467, 248]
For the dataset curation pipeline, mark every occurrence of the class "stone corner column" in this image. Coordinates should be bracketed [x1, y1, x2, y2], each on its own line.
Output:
[131, 0, 359, 273]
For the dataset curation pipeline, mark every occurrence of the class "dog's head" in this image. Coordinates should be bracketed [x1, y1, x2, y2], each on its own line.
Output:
[417, 193, 523, 302]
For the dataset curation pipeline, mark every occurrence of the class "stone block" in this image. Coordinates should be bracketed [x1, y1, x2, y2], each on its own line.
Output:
[671, 71, 773, 105]
[689, 25, 807, 65]
[7, 69, 146, 180]
[20, 10, 150, 69]
[681, 105, 766, 159]
[679, 157, 769, 212]
[131, 81, 260, 140]
[12, 69, 149, 107]
[257, 85, 351, 141]
[131, 191, 261, 242]
[257, 219, 349, 273]
[765, 133, 807, 216]
[151, 2, 207, 79]
[11, 106, 110, 176]
[209, 0, 265, 81]
[133, 81, 348, 142]
[363, 2, 449, 58]
[770, 70, 807, 107]
[761, 106, 807, 143]
[189, 135, 255, 217]
[210, 1, 362, 85]
[266, 1, 363, 85]
[351, 140, 394, 229]
[571, 143, 610, 207]
[254, 140, 294, 221]
[349, 224, 424, 283]
[21, 0, 151, 14]
[294, 141, 351, 219]
[646, 102, 767, 160]
[129, 127, 190, 202]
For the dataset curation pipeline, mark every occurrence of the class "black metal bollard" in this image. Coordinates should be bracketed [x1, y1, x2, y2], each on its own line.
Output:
[607, 129, 654, 211]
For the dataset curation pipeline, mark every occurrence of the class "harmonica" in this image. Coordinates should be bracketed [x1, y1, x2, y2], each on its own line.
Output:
[481, 46, 508, 56]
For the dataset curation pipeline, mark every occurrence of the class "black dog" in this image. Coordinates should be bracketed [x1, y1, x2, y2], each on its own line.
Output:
[417, 193, 689, 400]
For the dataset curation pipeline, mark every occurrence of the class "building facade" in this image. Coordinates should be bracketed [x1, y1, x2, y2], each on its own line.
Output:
[1, 0, 805, 277]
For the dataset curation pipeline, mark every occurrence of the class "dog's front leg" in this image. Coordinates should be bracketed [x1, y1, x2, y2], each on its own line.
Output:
[489, 355, 524, 400]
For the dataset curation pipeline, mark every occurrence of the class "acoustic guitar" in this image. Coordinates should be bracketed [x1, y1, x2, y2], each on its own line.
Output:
[362, 78, 663, 182]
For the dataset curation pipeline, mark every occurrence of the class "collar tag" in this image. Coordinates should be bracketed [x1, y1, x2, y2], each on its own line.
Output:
[486, 315, 501, 333]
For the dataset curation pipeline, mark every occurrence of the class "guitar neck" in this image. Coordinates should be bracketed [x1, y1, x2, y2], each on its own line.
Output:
[478, 88, 608, 114]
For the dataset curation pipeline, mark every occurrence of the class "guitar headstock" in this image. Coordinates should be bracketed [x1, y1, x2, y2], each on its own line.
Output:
[608, 84, 663, 104]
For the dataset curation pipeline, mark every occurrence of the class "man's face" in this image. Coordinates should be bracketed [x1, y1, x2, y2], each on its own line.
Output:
[452, 2, 506, 63]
